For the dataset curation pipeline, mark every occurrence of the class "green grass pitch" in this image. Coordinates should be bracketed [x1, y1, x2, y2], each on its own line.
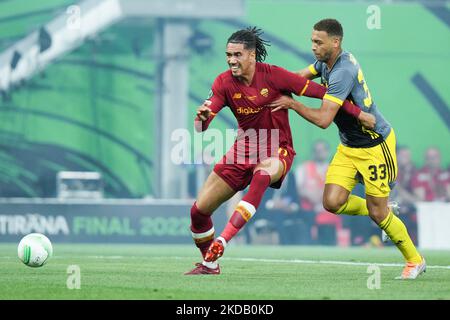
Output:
[1, 243, 449, 300]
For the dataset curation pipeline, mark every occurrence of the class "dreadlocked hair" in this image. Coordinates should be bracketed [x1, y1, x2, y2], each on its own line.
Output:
[227, 26, 270, 62]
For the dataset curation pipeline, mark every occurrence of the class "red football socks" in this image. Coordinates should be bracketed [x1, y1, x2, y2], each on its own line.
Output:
[221, 171, 271, 243]
[190, 202, 214, 258]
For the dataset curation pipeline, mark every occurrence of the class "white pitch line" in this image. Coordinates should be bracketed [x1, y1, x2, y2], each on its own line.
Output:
[220, 257, 450, 270]
[160, 255, 450, 270]
[154, 256, 450, 270]
[86, 256, 125, 259]
[7, 254, 447, 270]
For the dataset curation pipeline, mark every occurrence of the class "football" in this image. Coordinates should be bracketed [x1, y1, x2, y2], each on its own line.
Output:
[18, 233, 53, 267]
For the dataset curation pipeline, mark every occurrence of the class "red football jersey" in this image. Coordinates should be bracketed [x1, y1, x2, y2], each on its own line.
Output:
[198, 62, 309, 163]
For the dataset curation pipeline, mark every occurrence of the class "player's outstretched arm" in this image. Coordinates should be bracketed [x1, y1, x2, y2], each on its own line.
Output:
[270, 66, 375, 128]
[268, 96, 338, 129]
[195, 75, 227, 132]
[300, 79, 366, 120]
[196, 100, 212, 121]
[268, 96, 375, 130]
[272, 66, 369, 123]
[295, 66, 318, 80]
[194, 100, 216, 132]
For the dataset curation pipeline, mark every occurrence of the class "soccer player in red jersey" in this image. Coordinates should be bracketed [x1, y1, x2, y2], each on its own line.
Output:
[185, 27, 374, 275]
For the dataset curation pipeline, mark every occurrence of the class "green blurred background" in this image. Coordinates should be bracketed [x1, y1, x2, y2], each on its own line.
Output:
[1, 0, 449, 198]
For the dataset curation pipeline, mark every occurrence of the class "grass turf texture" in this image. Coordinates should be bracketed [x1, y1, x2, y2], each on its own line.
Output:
[1, 244, 449, 300]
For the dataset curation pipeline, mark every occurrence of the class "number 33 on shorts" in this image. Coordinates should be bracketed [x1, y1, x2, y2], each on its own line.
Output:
[368, 164, 386, 181]
[358, 132, 398, 197]
[326, 130, 398, 198]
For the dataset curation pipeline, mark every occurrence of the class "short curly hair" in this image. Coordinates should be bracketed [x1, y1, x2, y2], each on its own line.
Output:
[314, 19, 343, 39]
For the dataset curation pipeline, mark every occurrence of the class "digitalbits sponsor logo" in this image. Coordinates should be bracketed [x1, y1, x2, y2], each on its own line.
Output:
[236, 106, 263, 115]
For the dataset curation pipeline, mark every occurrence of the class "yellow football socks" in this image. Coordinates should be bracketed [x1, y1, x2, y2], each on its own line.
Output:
[336, 195, 369, 216]
[378, 211, 422, 264]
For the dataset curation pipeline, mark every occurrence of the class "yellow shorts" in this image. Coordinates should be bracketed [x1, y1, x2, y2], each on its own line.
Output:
[325, 129, 397, 197]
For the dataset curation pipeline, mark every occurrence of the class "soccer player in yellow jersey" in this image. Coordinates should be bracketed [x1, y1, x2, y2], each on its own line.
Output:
[268, 19, 425, 279]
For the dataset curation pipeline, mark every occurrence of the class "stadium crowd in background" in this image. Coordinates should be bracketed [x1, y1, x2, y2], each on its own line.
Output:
[411, 147, 450, 202]
[294, 140, 331, 245]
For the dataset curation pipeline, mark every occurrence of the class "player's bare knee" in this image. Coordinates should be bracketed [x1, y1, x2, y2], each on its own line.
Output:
[368, 210, 386, 225]
[322, 184, 350, 214]
[194, 199, 210, 215]
[195, 189, 220, 214]
[367, 205, 389, 224]
[323, 203, 340, 214]
[255, 158, 282, 177]
[322, 196, 343, 214]
[254, 166, 281, 185]
[366, 196, 389, 224]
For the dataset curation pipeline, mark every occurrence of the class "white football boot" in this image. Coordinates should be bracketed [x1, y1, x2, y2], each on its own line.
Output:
[396, 256, 427, 280]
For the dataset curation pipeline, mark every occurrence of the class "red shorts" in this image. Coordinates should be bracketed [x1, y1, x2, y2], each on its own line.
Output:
[213, 145, 296, 192]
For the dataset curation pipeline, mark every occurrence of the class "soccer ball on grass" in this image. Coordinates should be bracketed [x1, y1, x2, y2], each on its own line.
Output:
[18, 233, 53, 267]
